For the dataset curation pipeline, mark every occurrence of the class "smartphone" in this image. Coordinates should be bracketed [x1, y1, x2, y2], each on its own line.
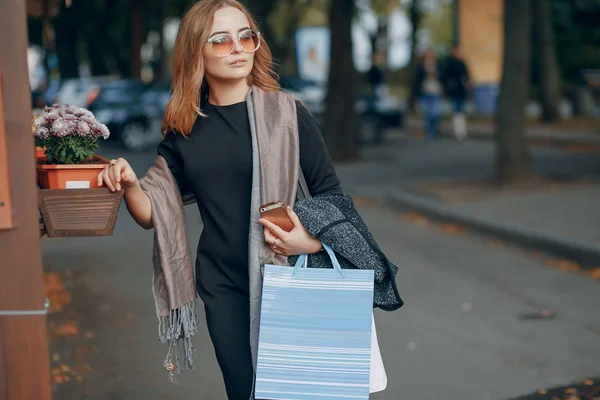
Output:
[259, 201, 294, 232]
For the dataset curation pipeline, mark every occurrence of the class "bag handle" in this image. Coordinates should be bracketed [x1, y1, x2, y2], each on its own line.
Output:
[292, 243, 345, 278]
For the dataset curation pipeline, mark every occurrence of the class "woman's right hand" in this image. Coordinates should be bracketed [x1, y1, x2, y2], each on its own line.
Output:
[97, 157, 139, 192]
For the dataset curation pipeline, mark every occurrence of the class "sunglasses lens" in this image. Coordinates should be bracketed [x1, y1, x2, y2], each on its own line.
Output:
[211, 35, 234, 56]
[240, 31, 259, 52]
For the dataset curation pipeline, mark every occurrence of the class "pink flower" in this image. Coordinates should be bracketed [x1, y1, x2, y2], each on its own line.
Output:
[98, 123, 110, 140]
[65, 105, 78, 115]
[51, 119, 68, 137]
[45, 112, 60, 124]
[76, 121, 91, 136]
[33, 116, 47, 127]
[35, 126, 50, 140]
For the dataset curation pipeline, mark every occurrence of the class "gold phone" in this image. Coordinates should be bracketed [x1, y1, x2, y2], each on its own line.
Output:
[259, 201, 294, 232]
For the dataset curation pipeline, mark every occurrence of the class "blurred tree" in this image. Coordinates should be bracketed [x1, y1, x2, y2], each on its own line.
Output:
[267, 0, 313, 74]
[82, 0, 118, 76]
[407, 0, 423, 111]
[53, 0, 82, 78]
[552, 0, 600, 83]
[324, 0, 359, 161]
[534, 0, 561, 122]
[130, 0, 145, 79]
[495, 0, 533, 183]
[359, 0, 396, 68]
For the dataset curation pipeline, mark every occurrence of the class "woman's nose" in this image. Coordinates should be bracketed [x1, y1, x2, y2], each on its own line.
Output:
[232, 38, 243, 53]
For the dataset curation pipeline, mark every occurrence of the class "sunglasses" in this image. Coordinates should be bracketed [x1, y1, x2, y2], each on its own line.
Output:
[207, 29, 261, 57]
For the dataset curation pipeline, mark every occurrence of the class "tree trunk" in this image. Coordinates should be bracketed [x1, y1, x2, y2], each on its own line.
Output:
[324, 0, 358, 161]
[495, 0, 533, 183]
[130, 0, 144, 79]
[86, 0, 118, 76]
[54, 1, 80, 79]
[534, 0, 561, 122]
[408, 0, 422, 112]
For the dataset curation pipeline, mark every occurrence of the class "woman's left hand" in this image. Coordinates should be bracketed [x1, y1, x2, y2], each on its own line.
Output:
[258, 206, 322, 256]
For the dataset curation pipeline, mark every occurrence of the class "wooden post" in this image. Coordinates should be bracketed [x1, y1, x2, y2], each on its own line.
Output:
[0, 0, 52, 399]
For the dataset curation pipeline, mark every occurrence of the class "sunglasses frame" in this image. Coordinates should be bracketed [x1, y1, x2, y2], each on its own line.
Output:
[207, 29, 262, 57]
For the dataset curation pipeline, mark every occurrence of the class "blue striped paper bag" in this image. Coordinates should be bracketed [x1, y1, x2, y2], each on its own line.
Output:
[255, 244, 375, 400]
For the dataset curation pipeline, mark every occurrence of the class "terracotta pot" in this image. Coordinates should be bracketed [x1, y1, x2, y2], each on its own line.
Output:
[37, 155, 109, 189]
[35, 146, 46, 160]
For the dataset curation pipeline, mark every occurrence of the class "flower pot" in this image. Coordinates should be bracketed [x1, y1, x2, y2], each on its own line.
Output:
[35, 146, 46, 160]
[38, 187, 123, 237]
[37, 155, 108, 189]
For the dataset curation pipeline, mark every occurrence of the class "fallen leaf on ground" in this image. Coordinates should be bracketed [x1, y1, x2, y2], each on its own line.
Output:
[352, 196, 379, 207]
[581, 379, 594, 385]
[538, 389, 548, 395]
[544, 259, 581, 272]
[585, 268, 600, 280]
[439, 223, 467, 235]
[51, 321, 79, 336]
[75, 363, 93, 373]
[398, 211, 430, 228]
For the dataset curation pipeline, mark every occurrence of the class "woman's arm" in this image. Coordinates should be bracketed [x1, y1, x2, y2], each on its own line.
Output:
[296, 100, 343, 195]
[123, 180, 153, 229]
[97, 158, 153, 229]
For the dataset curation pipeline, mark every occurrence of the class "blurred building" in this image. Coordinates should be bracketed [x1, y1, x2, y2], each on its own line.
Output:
[455, 0, 503, 85]
[455, 0, 503, 114]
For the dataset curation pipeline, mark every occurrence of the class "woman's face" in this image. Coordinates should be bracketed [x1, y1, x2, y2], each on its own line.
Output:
[202, 7, 257, 83]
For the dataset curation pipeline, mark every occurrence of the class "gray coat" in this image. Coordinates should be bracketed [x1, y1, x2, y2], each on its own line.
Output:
[291, 192, 404, 311]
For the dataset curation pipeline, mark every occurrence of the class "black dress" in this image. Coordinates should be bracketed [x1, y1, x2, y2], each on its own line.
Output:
[157, 100, 341, 400]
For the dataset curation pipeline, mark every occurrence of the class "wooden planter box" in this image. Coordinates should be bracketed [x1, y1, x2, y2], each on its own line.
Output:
[38, 188, 123, 237]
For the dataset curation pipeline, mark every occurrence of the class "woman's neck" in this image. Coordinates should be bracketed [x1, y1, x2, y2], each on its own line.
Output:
[206, 79, 249, 106]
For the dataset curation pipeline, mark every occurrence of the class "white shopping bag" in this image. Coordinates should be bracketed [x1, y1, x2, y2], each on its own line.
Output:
[370, 314, 387, 393]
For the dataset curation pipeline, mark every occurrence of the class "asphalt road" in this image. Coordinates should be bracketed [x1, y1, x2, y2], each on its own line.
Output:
[42, 140, 600, 399]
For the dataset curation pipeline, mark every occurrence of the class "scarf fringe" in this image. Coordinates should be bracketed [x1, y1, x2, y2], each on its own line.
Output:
[157, 299, 199, 382]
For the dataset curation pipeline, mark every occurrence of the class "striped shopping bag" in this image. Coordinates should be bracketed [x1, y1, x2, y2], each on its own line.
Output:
[255, 243, 375, 400]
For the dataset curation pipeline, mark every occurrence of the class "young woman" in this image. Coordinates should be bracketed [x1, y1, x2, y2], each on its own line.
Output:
[97, 1, 341, 398]
[413, 48, 444, 140]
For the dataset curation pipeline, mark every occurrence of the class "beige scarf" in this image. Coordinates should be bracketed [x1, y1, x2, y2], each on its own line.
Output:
[139, 86, 300, 382]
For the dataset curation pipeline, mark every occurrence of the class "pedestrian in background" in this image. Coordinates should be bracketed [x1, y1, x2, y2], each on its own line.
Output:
[441, 44, 471, 142]
[413, 48, 444, 140]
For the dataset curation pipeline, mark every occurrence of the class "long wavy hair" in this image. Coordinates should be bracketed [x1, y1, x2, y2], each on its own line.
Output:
[162, 0, 280, 135]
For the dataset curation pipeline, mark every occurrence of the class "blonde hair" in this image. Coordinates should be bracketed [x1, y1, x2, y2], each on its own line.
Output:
[162, 0, 280, 135]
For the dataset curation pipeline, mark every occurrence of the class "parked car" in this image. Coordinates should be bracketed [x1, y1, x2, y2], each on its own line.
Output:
[279, 75, 404, 144]
[87, 79, 162, 152]
[53, 76, 119, 108]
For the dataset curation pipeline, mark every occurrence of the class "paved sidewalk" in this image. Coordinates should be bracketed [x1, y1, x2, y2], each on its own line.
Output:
[335, 133, 600, 269]
[405, 116, 600, 145]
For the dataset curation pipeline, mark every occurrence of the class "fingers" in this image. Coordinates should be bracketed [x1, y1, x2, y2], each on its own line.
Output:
[102, 164, 116, 191]
[258, 218, 287, 239]
[263, 226, 286, 255]
[263, 226, 275, 242]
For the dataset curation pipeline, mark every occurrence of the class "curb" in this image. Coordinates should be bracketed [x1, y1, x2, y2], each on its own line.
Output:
[385, 189, 600, 269]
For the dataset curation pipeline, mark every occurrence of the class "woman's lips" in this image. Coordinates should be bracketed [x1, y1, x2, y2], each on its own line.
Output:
[229, 59, 247, 67]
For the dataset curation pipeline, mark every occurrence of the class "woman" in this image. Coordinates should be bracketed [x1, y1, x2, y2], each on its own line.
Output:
[97, 1, 342, 398]
[413, 48, 444, 140]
